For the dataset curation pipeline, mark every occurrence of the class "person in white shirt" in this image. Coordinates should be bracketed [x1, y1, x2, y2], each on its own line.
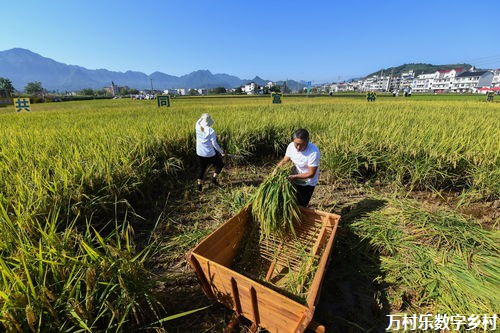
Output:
[277, 128, 320, 207]
[195, 113, 225, 191]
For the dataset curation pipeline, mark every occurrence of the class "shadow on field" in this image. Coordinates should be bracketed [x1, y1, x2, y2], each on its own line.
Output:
[315, 198, 390, 333]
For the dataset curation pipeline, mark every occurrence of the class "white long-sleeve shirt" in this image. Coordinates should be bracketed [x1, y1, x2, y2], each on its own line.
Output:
[195, 120, 224, 157]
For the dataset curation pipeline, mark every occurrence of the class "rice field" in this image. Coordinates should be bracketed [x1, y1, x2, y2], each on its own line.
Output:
[0, 96, 498, 331]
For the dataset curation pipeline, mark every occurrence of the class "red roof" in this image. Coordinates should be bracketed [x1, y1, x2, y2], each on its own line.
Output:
[479, 87, 500, 91]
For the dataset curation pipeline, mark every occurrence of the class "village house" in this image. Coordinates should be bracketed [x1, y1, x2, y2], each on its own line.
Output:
[384, 70, 415, 92]
[242, 82, 257, 94]
[452, 70, 494, 93]
[431, 68, 465, 92]
[360, 75, 392, 92]
[412, 73, 438, 93]
[329, 82, 357, 93]
[265, 81, 275, 89]
[491, 69, 500, 88]
[347, 67, 499, 95]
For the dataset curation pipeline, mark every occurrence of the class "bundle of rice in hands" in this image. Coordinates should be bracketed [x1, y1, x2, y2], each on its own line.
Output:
[251, 166, 302, 240]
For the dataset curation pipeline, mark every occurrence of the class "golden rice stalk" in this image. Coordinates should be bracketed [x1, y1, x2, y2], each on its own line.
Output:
[251, 167, 301, 240]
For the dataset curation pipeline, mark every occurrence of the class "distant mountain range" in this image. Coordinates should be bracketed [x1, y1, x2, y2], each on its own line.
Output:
[0, 48, 306, 92]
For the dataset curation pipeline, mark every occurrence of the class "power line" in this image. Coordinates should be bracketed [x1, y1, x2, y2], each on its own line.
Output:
[459, 54, 500, 67]
[461, 54, 500, 61]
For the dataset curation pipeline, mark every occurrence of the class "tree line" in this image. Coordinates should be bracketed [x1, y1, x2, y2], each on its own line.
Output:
[0, 76, 288, 98]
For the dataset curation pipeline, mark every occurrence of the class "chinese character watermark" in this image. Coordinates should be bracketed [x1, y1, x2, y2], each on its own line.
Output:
[387, 314, 497, 331]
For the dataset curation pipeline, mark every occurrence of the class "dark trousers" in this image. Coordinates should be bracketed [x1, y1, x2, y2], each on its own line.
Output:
[296, 185, 315, 207]
[197, 154, 224, 180]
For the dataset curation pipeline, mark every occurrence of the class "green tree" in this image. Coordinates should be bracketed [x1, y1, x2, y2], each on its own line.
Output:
[95, 89, 108, 97]
[129, 88, 139, 95]
[0, 77, 15, 94]
[25, 81, 44, 95]
[189, 89, 199, 96]
[119, 87, 131, 95]
[81, 88, 95, 96]
[210, 86, 227, 94]
[269, 86, 281, 93]
[234, 87, 243, 94]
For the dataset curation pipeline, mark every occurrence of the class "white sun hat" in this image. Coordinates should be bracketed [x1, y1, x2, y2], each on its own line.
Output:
[199, 113, 214, 127]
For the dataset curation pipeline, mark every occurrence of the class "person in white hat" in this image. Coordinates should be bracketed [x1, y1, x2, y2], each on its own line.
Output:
[195, 113, 225, 191]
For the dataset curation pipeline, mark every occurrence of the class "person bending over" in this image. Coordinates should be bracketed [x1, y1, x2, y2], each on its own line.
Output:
[277, 128, 320, 207]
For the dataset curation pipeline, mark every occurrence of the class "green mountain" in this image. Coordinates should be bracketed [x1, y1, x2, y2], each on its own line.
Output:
[365, 63, 473, 78]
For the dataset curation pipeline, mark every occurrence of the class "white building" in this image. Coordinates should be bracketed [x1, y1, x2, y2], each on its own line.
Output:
[163, 89, 178, 95]
[452, 70, 494, 92]
[242, 82, 257, 94]
[491, 70, 500, 88]
[350, 67, 499, 94]
[359, 75, 394, 92]
[329, 82, 357, 92]
[412, 73, 439, 93]
[431, 68, 465, 92]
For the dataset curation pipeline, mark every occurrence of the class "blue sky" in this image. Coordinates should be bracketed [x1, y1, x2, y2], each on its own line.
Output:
[2, 0, 500, 82]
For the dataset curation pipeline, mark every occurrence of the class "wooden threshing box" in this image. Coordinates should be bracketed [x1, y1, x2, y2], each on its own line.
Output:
[188, 205, 341, 333]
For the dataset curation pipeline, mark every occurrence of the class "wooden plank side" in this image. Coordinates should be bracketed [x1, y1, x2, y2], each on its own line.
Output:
[193, 254, 310, 333]
[193, 206, 250, 267]
[306, 214, 340, 308]
[297, 208, 341, 308]
[190, 206, 341, 331]
[300, 207, 340, 227]
[187, 253, 216, 300]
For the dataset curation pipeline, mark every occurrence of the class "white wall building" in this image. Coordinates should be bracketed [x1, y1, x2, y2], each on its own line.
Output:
[491, 70, 500, 88]
[333, 67, 499, 95]
[431, 68, 465, 92]
[412, 73, 439, 93]
[265, 81, 275, 88]
[452, 71, 494, 92]
[329, 83, 356, 92]
[243, 82, 257, 94]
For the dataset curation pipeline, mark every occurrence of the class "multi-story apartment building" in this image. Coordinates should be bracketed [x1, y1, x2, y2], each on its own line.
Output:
[351, 67, 498, 94]
[398, 70, 415, 91]
[452, 71, 494, 92]
[360, 75, 391, 91]
[492, 70, 500, 88]
[412, 73, 438, 93]
[431, 68, 465, 92]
